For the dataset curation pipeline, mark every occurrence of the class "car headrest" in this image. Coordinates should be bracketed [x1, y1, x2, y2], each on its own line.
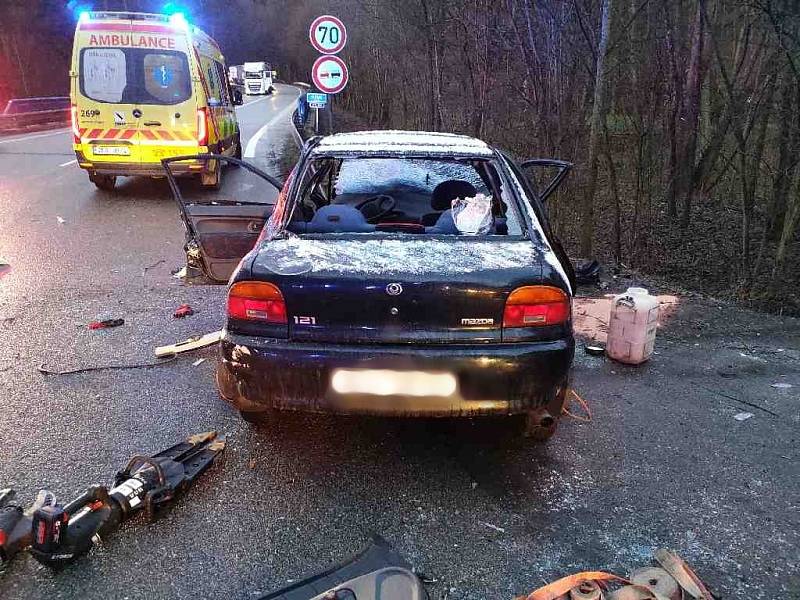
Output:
[306, 205, 375, 234]
[431, 180, 478, 211]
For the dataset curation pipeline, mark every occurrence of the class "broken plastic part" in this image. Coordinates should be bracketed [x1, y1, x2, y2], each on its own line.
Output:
[184, 239, 204, 277]
[88, 319, 124, 330]
[574, 259, 601, 284]
[173, 304, 195, 318]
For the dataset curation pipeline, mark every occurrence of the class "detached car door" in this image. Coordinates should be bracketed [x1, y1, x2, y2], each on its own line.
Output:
[163, 154, 284, 282]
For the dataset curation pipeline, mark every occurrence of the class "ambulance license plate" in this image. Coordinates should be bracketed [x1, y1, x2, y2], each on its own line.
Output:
[93, 146, 130, 156]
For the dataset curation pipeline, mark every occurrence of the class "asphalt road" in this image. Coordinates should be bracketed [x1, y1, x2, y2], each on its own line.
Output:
[1, 85, 799, 599]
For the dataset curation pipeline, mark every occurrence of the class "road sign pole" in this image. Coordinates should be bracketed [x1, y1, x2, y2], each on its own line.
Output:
[315, 107, 319, 135]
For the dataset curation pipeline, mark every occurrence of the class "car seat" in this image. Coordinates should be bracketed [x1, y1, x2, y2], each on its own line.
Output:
[305, 205, 376, 234]
[420, 180, 477, 226]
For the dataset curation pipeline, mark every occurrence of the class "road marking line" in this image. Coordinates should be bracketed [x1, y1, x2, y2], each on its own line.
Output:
[59, 159, 77, 167]
[238, 96, 269, 110]
[244, 94, 300, 158]
[0, 128, 70, 145]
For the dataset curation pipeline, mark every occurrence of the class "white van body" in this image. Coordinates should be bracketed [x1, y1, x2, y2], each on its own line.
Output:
[243, 61, 273, 95]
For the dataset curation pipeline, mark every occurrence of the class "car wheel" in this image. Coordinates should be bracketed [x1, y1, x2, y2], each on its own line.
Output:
[90, 174, 116, 191]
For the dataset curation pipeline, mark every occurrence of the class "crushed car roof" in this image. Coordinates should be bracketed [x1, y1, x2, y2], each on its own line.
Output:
[311, 130, 495, 158]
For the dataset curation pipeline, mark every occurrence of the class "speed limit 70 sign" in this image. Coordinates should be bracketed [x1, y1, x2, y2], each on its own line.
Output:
[309, 15, 347, 54]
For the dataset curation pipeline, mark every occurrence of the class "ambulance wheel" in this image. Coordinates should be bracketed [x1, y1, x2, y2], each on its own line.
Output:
[90, 174, 116, 191]
[200, 161, 222, 190]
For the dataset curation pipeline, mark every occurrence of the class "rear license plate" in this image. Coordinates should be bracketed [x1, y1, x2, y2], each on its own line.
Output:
[330, 369, 457, 397]
[92, 146, 130, 156]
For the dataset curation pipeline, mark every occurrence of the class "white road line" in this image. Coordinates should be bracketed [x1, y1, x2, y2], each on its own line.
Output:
[0, 128, 70, 145]
[244, 94, 300, 158]
[59, 159, 77, 167]
[238, 96, 269, 110]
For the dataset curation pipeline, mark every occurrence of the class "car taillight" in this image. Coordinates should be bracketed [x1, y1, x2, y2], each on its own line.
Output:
[227, 281, 287, 323]
[196, 107, 208, 146]
[70, 105, 80, 144]
[503, 286, 570, 328]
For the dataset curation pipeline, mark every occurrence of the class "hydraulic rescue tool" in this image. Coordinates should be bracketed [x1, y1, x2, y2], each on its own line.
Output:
[0, 431, 225, 568]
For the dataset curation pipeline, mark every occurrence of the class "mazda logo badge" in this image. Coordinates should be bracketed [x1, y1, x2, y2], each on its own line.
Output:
[386, 282, 403, 296]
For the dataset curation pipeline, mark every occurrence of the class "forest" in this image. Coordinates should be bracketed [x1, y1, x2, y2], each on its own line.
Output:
[2, 0, 799, 312]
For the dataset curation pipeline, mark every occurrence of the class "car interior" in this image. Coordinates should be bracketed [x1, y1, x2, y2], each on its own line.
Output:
[285, 157, 522, 236]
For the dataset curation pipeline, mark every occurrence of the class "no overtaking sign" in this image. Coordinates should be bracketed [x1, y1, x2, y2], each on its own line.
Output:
[312, 55, 349, 95]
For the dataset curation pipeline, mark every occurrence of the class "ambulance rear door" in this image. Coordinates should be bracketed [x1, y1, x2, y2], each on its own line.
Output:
[75, 17, 144, 165]
[133, 27, 199, 164]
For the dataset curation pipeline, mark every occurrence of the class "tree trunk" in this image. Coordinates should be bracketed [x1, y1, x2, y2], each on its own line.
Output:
[679, 2, 706, 229]
[580, 0, 613, 257]
[663, 3, 682, 219]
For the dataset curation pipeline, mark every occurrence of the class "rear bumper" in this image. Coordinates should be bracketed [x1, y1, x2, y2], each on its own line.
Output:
[73, 149, 207, 177]
[217, 333, 574, 417]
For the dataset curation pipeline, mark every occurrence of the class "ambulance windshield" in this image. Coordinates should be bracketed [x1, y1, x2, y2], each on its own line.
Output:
[80, 48, 191, 105]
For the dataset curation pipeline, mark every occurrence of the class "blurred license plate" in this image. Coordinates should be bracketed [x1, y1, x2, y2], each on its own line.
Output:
[331, 369, 457, 397]
[93, 146, 130, 156]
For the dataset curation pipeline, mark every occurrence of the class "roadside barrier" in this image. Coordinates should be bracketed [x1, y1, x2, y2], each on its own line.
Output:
[0, 97, 70, 133]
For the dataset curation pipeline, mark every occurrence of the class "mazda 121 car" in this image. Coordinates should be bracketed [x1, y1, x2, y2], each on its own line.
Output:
[163, 130, 575, 439]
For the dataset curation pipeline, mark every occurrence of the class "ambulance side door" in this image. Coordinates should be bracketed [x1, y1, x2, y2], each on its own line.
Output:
[198, 54, 230, 152]
[214, 60, 240, 143]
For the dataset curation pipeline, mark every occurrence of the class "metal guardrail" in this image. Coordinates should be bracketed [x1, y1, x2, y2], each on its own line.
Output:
[0, 96, 70, 132]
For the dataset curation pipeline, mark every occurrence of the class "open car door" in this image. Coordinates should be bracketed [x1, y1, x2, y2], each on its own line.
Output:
[519, 158, 573, 204]
[163, 154, 283, 283]
[508, 156, 577, 289]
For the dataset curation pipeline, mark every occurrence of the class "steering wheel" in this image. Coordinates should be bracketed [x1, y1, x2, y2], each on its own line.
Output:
[355, 194, 397, 223]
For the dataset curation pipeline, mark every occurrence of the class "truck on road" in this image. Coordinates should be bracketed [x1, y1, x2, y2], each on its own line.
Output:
[243, 62, 274, 95]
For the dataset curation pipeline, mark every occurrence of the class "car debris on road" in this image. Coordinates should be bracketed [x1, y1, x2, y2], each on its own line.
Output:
[174, 304, 195, 318]
[155, 330, 223, 358]
[258, 536, 713, 600]
[0, 431, 225, 568]
[520, 548, 714, 600]
[88, 318, 124, 330]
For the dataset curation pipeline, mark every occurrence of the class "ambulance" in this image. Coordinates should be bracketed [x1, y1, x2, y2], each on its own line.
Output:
[69, 11, 242, 191]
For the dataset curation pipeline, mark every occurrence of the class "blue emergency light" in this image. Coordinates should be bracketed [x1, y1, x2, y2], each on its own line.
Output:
[168, 12, 189, 29]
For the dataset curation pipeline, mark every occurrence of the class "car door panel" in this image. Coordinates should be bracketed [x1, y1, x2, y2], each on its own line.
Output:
[163, 154, 283, 283]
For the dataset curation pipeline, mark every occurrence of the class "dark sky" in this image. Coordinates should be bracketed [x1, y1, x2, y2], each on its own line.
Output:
[1, 0, 290, 100]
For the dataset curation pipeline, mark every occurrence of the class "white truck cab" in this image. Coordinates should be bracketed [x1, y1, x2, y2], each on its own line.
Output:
[243, 62, 274, 95]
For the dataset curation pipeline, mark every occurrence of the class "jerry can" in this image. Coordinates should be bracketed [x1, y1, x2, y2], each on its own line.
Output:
[606, 287, 659, 364]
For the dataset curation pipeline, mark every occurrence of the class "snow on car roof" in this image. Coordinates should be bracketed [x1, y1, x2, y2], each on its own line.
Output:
[312, 130, 495, 157]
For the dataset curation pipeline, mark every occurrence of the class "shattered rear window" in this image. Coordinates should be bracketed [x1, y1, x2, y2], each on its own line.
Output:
[286, 157, 523, 237]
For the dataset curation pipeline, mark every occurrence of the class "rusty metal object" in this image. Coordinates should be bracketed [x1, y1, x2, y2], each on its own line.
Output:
[630, 567, 682, 600]
[608, 586, 657, 600]
[569, 580, 604, 599]
[654, 549, 714, 600]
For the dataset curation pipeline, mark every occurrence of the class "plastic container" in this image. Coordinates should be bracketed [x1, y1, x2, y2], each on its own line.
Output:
[606, 287, 660, 364]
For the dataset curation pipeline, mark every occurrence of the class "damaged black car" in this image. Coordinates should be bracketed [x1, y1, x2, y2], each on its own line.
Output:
[164, 130, 575, 439]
